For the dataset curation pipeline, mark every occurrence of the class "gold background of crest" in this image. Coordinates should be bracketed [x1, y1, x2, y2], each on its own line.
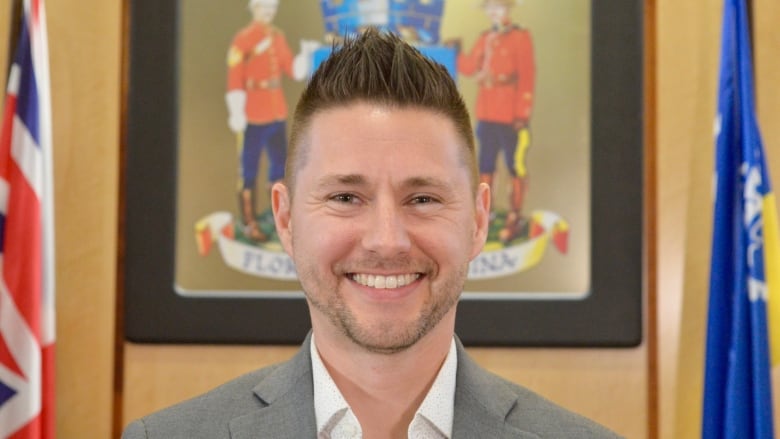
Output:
[174, 0, 590, 296]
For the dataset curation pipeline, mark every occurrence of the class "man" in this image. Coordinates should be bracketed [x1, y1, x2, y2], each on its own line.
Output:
[124, 29, 621, 438]
[456, 0, 534, 243]
[226, 0, 317, 241]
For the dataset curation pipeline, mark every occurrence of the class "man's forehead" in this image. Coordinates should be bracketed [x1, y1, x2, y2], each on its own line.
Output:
[314, 173, 457, 190]
[305, 105, 461, 145]
[289, 103, 477, 191]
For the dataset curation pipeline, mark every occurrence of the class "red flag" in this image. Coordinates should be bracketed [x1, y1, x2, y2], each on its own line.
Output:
[0, 0, 56, 437]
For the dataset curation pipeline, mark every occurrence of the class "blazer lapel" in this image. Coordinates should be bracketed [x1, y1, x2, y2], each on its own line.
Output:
[226, 335, 538, 438]
[452, 339, 539, 439]
[229, 334, 318, 439]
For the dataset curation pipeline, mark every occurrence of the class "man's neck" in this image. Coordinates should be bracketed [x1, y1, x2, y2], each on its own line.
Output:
[312, 314, 455, 438]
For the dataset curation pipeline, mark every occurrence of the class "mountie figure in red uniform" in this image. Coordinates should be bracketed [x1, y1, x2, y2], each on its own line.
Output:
[226, 0, 319, 242]
[455, 0, 535, 244]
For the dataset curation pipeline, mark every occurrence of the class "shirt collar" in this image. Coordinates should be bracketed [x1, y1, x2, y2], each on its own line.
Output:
[415, 338, 457, 437]
[310, 335, 458, 438]
[311, 334, 351, 434]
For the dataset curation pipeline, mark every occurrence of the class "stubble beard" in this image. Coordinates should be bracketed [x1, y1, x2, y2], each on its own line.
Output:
[298, 258, 468, 355]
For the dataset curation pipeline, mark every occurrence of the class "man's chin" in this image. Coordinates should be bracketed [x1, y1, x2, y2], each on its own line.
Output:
[349, 336, 418, 355]
[343, 325, 424, 355]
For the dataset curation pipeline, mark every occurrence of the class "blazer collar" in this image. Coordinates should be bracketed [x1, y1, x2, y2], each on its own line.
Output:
[452, 338, 539, 439]
[227, 334, 538, 438]
[228, 333, 318, 439]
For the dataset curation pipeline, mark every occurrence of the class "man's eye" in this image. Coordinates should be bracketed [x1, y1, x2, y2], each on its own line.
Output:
[331, 193, 358, 204]
[410, 195, 436, 204]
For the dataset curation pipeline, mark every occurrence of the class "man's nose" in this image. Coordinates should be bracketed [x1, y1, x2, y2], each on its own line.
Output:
[361, 201, 412, 256]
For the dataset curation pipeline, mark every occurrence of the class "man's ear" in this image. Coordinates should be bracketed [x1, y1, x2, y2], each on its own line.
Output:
[271, 182, 294, 257]
[470, 182, 491, 260]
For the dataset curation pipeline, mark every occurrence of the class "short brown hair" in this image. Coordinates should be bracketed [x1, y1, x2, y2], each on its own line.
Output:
[285, 28, 477, 191]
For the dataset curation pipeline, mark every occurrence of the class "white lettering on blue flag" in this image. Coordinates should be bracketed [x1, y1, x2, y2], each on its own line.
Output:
[743, 165, 762, 227]
[743, 164, 766, 284]
[748, 277, 768, 302]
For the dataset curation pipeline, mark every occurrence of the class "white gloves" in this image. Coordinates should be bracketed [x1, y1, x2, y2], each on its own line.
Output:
[225, 90, 247, 133]
[293, 39, 322, 81]
[226, 38, 322, 132]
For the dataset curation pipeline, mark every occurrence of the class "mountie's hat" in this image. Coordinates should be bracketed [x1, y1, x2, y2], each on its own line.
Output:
[320, 0, 445, 44]
[248, 0, 279, 6]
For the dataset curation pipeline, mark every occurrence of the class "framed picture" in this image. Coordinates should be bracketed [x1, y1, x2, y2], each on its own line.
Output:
[123, 0, 644, 346]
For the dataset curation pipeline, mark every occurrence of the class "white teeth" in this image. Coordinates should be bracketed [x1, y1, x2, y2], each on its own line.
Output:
[351, 273, 420, 289]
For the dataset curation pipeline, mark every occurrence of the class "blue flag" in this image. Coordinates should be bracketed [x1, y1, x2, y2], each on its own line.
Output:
[703, 0, 778, 437]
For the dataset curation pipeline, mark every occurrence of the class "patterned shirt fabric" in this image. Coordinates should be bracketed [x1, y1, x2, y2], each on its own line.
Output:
[311, 335, 457, 439]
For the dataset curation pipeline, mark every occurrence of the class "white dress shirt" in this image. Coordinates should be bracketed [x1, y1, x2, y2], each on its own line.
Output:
[311, 335, 457, 439]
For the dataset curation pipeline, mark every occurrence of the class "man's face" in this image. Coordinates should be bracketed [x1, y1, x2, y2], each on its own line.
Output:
[250, 0, 278, 24]
[483, 2, 510, 26]
[272, 103, 490, 354]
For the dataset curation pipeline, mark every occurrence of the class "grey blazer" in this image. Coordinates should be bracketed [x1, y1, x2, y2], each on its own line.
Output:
[122, 335, 622, 438]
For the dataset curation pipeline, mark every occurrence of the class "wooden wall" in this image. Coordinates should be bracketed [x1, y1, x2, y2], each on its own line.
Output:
[46, 0, 122, 437]
[1, 0, 777, 437]
[655, 0, 720, 437]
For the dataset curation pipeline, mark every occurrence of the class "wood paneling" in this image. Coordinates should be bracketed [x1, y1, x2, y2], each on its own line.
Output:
[46, 0, 122, 437]
[655, 1, 721, 438]
[1, 0, 12, 113]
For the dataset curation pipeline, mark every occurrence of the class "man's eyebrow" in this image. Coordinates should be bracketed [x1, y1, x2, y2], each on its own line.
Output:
[401, 176, 455, 192]
[316, 174, 368, 187]
[315, 175, 455, 192]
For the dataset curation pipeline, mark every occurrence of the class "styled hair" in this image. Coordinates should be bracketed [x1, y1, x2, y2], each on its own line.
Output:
[285, 28, 477, 190]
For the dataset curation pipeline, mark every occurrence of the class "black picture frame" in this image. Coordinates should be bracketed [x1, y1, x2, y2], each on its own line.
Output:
[123, 0, 644, 347]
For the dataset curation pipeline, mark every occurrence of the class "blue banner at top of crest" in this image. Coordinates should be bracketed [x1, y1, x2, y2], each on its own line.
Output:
[320, 0, 445, 45]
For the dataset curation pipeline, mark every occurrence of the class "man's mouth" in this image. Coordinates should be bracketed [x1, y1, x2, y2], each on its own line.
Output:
[350, 273, 421, 289]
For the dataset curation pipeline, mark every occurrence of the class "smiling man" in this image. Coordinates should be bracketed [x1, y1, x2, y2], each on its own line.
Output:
[123, 29, 621, 439]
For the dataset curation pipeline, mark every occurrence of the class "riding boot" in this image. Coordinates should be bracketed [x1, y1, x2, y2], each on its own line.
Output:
[239, 188, 267, 242]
